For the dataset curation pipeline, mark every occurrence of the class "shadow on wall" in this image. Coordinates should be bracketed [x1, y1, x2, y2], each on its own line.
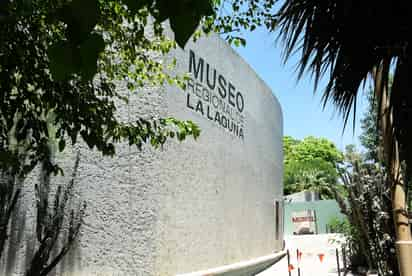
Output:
[1, 200, 81, 276]
[1, 156, 84, 276]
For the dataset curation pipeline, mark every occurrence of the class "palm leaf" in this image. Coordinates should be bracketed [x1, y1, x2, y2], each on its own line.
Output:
[276, 0, 412, 129]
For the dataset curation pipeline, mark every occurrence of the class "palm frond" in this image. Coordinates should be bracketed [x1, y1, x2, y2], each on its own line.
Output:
[275, 0, 412, 129]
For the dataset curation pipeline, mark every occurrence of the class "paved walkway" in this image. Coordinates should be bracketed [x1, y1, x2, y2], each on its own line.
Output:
[257, 234, 351, 276]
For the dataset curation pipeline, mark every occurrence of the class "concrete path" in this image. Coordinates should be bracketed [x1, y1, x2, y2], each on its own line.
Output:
[257, 234, 351, 276]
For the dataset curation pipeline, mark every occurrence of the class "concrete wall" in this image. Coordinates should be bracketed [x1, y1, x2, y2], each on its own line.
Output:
[1, 33, 283, 276]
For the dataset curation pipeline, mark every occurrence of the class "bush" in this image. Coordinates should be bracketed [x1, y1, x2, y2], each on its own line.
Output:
[327, 217, 350, 234]
[331, 160, 398, 275]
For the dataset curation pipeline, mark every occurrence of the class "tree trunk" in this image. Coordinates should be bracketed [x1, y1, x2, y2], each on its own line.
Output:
[374, 63, 412, 276]
[392, 175, 412, 276]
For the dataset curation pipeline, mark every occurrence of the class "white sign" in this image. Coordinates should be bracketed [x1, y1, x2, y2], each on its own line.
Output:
[292, 210, 316, 235]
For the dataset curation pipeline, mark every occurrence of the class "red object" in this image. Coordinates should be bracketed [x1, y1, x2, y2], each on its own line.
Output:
[297, 250, 303, 262]
[288, 264, 295, 271]
[292, 216, 315, 222]
[318, 253, 325, 263]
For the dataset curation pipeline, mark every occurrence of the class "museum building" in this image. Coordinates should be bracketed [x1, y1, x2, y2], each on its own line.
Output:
[2, 33, 284, 276]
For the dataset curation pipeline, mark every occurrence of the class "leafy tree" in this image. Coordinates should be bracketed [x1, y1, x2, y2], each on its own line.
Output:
[0, 0, 293, 273]
[203, 0, 277, 46]
[283, 136, 343, 198]
[283, 135, 299, 164]
[0, 0, 217, 264]
[359, 89, 380, 163]
[284, 158, 338, 198]
[331, 146, 398, 275]
[0, 0, 211, 174]
[0, 0, 282, 270]
[326, 216, 351, 235]
[289, 136, 343, 165]
[274, 2, 412, 273]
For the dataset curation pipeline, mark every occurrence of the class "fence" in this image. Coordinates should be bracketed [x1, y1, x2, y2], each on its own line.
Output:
[281, 233, 347, 276]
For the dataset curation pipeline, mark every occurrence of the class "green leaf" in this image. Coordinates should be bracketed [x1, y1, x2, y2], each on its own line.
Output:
[123, 0, 148, 14]
[0, 151, 16, 166]
[170, 14, 200, 48]
[48, 42, 76, 81]
[194, 0, 214, 16]
[153, 0, 214, 48]
[61, 0, 99, 42]
[233, 39, 240, 47]
[58, 139, 66, 152]
[153, 0, 169, 22]
[79, 33, 105, 79]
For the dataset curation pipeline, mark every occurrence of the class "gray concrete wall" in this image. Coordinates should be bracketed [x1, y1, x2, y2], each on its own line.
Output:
[1, 33, 283, 276]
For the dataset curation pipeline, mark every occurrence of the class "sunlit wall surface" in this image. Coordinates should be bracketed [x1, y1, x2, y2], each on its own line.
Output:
[2, 34, 283, 276]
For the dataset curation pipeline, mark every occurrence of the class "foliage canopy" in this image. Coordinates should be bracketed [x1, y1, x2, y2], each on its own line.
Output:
[283, 136, 343, 198]
[0, 0, 216, 264]
[0, 0, 217, 177]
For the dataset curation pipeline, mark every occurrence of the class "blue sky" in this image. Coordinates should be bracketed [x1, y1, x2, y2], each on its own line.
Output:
[233, 27, 369, 151]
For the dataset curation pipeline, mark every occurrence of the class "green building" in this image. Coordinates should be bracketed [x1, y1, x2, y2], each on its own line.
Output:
[284, 192, 346, 235]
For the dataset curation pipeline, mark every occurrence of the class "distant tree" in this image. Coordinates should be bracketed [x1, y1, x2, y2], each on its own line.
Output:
[283, 136, 299, 165]
[344, 144, 362, 164]
[273, 1, 412, 272]
[359, 88, 381, 163]
[289, 136, 343, 165]
[284, 158, 338, 198]
[283, 136, 343, 198]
